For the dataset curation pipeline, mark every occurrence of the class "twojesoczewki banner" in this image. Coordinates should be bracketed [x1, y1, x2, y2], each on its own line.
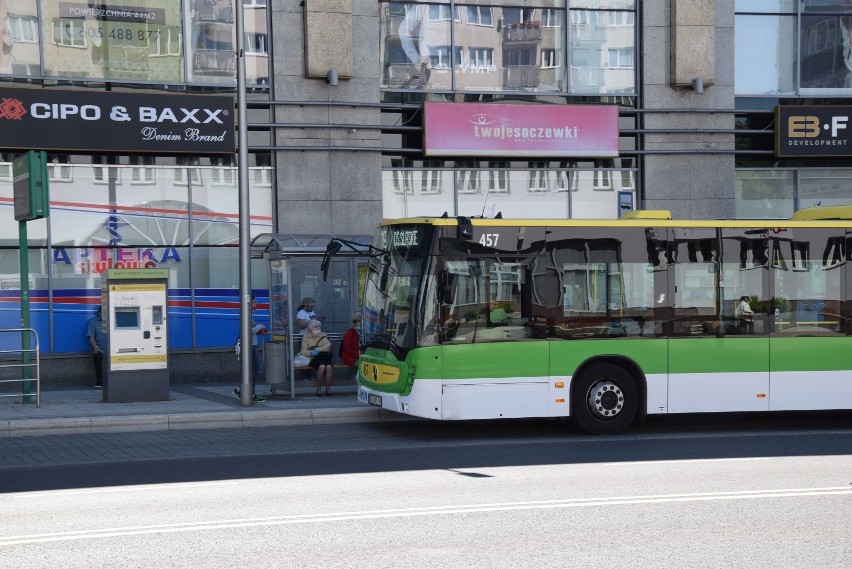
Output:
[423, 102, 619, 158]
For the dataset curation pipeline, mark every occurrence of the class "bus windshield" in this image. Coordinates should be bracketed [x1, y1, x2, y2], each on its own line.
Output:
[362, 224, 432, 359]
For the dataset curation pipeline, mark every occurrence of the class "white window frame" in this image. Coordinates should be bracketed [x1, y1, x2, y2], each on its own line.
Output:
[174, 166, 202, 186]
[620, 170, 636, 190]
[421, 169, 442, 195]
[428, 45, 459, 69]
[488, 162, 509, 194]
[458, 170, 481, 194]
[52, 19, 86, 48]
[469, 47, 495, 70]
[130, 157, 156, 185]
[541, 8, 559, 28]
[610, 11, 634, 27]
[466, 6, 492, 27]
[242, 0, 267, 7]
[541, 48, 559, 69]
[608, 47, 635, 69]
[0, 162, 11, 182]
[251, 167, 272, 187]
[49, 162, 73, 183]
[244, 32, 267, 55]
[149, 27, 182, 57]
[593, 169, 613, 190]
[392, 170, 413, 194]
[428, 5, 459, 22]
[9, 15, 39, 43]
[528, 162, 548, 193]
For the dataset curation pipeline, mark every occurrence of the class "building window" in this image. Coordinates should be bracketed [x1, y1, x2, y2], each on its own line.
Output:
[130, 156, 156, 185]
[610, 11, 635, 27]
[0, 161, 10, 182]
[48, 155, 72, 183]
[541, 9, 559, 28]
[421, 161, 442, 194]
[174, 156, 202, 186]
[458, 165, 481, 194]
[428, 46, 461, 69]
[528, 162, 548, 193]
[210, 156, 236, 185]
[467, 6, 492, 27]
[245, 32, 267, 55]
[428, 5, 459, 22]
[9, 15, 38, 43]
[541, 49, 559, 69]
[149, 27, 183, 57]
[52, 19, 86, 48]
[469, 47, 495, 70]
[556, 161, 578, 192]
[92, 156, 119, 184]
[489, 162, 509, 194]
[593, 162, 613, 190]
[242, 0, 267, 6]
[608, 47, 634, 69]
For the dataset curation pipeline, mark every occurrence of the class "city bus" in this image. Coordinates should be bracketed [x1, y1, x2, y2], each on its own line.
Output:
[351, 208, 851, 434]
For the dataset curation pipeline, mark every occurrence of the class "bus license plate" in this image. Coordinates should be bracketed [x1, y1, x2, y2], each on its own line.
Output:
[368, 394, 382, 407]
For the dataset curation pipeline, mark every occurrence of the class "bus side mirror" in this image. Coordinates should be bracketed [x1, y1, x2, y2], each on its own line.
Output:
[321, 240, 343, 281]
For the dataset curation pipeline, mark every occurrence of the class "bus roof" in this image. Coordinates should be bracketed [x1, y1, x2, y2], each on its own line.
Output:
[381, 207, 852, 228]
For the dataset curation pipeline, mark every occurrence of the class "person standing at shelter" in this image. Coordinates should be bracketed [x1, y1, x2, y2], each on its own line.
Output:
[233, 295, 266, 402]
[86, 306, 105, 389]
[340, 312, 361, 382]
[296, 297, 317, 331]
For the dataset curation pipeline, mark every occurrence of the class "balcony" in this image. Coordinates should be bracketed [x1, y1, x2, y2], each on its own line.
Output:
[384, 62, 430, 88]
[385, 13, 420, 39]
[194, 49, 235, 74]
[195, 0, 233, 23]
[502, 22, 541, 43]
[503, 65, 540, 88]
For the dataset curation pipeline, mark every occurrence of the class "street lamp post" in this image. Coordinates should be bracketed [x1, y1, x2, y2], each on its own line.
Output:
[235, 3, 253, 405]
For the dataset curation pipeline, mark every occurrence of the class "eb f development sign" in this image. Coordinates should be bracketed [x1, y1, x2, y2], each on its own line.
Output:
[775, 106, 852, 157]
[0, 88, 235, 154]
[423, 102, 619, 158]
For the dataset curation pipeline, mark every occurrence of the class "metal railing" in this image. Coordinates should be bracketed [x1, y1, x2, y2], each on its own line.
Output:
[0, 328, 40, 407]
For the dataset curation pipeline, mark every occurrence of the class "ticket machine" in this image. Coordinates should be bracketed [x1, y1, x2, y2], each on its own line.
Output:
[102, 268, 170, 402]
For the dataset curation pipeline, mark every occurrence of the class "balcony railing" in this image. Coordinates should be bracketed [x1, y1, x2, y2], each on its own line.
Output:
[194, 49, 235, 74]
[502, 21, 542, 42]
[195, 0, 234, 23]
[503, 65, 540, 88]
[384, 62, 430, 87]
[385, 14, 420, 38]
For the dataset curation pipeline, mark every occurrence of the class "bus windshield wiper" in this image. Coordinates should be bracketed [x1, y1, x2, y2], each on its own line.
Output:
[367, 333, 408, 361]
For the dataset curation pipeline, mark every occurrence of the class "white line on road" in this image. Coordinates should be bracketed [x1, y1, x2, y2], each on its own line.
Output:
[2, 485, 851, 546]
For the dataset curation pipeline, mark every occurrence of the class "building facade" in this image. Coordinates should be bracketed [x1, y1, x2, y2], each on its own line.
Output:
[1, 0, 851, 379]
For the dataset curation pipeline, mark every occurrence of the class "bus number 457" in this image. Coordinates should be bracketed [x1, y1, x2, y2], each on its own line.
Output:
[479, 233, 499, 247]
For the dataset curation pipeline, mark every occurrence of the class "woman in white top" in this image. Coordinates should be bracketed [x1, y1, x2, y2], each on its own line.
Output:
[296, 297, 317, 330]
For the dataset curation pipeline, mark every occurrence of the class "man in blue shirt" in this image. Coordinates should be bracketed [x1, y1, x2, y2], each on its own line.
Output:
[86, 306, 104, 388]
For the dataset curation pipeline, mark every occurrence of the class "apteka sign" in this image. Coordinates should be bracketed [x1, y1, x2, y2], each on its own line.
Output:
[0, 88, 235, 154]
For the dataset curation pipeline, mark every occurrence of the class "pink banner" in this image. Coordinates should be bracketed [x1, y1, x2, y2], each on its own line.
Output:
[423, 102, 619, 158]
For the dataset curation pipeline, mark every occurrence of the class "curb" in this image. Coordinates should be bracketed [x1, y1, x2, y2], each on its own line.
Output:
[0, 406, 409, 438]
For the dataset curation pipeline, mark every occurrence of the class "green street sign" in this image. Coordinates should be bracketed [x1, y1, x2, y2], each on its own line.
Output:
[12, 151, 49, 222]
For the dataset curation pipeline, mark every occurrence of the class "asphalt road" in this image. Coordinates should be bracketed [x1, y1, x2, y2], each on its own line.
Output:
[1, 413, 852, 568]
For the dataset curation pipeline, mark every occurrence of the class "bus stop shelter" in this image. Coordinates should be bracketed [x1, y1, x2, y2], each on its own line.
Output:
[250, 233, 372, 399]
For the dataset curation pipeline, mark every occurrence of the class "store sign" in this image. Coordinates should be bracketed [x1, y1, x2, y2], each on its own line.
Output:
[423, 102, 619, 158]
[775, 105, 852, 157]
[0, 88, 234, 153]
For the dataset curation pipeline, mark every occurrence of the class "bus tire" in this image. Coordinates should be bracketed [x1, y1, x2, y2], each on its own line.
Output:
[571, 363, 638, 435]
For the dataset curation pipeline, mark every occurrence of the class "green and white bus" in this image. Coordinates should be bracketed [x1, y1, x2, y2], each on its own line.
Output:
[352, 208, 851, 434]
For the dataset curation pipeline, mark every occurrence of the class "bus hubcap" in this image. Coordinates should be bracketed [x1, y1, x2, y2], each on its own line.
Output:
[587, 380, 624, 420]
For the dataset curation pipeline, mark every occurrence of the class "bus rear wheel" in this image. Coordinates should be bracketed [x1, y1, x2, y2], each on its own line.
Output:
[572, 363, 638, 435]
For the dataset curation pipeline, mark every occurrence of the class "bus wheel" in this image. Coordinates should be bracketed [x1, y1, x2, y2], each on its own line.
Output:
[572, 363, 638, 435]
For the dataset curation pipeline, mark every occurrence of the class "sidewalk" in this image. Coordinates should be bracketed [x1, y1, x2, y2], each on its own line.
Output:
[0, 382, 405, 438]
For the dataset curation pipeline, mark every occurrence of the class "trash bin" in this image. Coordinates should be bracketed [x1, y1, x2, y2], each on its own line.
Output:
[264, 341, 286, 386]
